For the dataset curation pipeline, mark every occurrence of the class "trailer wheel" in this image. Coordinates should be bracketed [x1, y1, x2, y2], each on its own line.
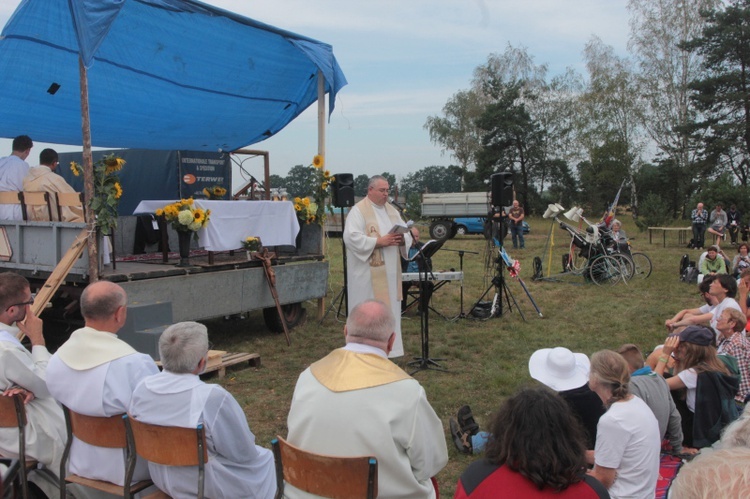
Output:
[430, 220, 453, 240]
[263, 302, 306, 333]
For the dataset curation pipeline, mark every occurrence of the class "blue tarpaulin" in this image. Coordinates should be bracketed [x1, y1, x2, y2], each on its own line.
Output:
[0, 0, 347, 151]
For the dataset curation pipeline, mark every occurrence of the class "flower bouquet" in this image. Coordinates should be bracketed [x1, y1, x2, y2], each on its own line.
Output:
[155, 198, 210, 266]
[202, 185, 227, 200]
[292, 155, 333, 225]
[69, 153, 125, 235]
[241, 236, 262, 260]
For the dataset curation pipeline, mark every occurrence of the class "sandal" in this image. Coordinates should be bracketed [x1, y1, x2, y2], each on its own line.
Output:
[450, 418, 472, 454]
[457, 405, 480, 436]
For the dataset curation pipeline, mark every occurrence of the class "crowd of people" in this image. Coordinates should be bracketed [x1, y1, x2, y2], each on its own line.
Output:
[3, 168, 749, 497]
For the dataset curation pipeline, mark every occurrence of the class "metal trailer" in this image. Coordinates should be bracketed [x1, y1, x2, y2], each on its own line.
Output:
[420, 192, 492, 239]
[0, 217, 327, 358]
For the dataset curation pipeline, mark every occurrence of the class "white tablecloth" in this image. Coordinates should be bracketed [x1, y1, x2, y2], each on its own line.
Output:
[133, 200, 300, 251]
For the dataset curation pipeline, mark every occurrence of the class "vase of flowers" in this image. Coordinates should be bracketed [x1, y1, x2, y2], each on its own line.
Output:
[155, 198, 211, 266]
[242, 237, 262, 260]
[291, 155, 333, 226]
[202, 185, 227, 200]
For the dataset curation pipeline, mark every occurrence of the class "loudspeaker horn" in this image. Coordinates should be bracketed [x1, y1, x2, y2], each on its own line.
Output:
[543, 204, 562, 219]
[563, 206, 581, 222]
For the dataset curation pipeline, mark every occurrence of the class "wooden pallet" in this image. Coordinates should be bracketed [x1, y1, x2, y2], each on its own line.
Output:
[201, 352, 261, 378]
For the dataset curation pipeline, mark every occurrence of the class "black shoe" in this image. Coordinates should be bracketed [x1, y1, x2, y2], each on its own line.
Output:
[450, 418, 472, 454]
[457, 405, 480, 436]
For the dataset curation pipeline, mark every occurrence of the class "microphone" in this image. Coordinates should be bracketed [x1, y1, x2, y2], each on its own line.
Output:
[389, 198, 405, 211]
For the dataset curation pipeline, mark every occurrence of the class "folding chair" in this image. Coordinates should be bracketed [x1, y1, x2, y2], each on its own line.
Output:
[0, 192, 23, 220]
[60, 407, 152, 499]
[125, 415, 208, 499]
[271, 436, 377, 499]
[0, 394, 38, 499]
[54, 192, 85, 222]
[19, 192, 53, 221]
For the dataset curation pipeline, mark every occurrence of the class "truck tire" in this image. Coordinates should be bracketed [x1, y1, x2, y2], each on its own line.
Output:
[430, 220, 453, 240]
[263, 302, 306, 333]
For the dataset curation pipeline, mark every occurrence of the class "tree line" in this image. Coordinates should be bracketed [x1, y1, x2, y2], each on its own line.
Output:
[422, 0, 750, 228]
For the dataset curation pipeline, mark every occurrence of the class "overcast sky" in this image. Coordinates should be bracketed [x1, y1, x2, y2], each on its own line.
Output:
[0, 0, 630, 184]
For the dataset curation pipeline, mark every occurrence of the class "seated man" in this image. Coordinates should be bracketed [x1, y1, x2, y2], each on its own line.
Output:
[0, 272, 66, 496]
[668, 273, 740, 337]
[129, 322, 275, 498]
[708, 203, 728, 247]
[616, 344, 688, 454]
[700, 246, 727, 275]
[0, 135, 32, 221]
[23, 148, 83, 222]
[46, 281, 158, 487]
[286, 300, 447, 498]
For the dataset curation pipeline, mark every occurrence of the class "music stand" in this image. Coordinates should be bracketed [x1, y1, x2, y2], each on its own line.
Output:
[407, 238, 447, 374]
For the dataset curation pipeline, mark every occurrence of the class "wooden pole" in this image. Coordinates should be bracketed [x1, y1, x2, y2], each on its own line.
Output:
[79, 57, 99, 282]
[317, 71, 326, 319]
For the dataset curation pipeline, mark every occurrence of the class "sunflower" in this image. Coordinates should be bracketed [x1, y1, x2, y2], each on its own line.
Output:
[155, 208, 164, 217]
[202, 187, 211, 198]
[194, 209, 205, 223]
[113, 182, 123, 199]
[70, 161, 81, 176]
[213, 186, 227, 197]
[312, 155, 324, 169]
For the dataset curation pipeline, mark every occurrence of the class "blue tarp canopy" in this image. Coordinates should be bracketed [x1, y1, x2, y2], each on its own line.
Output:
[0, 0, 347, 151]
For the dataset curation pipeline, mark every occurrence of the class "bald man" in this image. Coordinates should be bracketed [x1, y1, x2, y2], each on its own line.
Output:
[46, 281, 158, 487]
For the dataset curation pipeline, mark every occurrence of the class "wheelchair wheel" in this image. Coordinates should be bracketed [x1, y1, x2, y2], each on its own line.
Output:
[589, 255, 626, 286]
[630, 252, 653, 279]
[612, 254, 634, 281]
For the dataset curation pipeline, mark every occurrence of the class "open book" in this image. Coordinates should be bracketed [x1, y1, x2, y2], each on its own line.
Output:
[388, 220, 414, 235]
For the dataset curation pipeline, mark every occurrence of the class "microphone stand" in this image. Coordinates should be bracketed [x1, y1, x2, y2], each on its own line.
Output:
[441, 247, 479, 320]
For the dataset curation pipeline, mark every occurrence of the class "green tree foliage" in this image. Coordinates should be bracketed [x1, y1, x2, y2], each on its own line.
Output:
[472, 80, 544, 213]
[577, 137, 631, 212]
[683, 0, 750, 186]
[354, 174, 369, 197]
[282, 164, 317, 198]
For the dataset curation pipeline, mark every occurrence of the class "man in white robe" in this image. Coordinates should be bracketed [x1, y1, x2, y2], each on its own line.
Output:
[286, 300, 447, 499]
[0, 272, 66, 496]
[343, 175, 412, 357]
[129, 321, 276, 499]
[46, 281, 158, 488]
[23, 148, 84, 222]
[0, 135, 33, 220]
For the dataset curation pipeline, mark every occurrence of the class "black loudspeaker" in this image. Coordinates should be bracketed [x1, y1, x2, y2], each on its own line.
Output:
[332, 173, 355, 208]
[491, 172, 513, 207]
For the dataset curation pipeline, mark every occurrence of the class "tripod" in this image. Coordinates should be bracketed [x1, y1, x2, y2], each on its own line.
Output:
[407, 239, 447, 374]
[321, 207, 348, 323]
[442, 247, 479, 320]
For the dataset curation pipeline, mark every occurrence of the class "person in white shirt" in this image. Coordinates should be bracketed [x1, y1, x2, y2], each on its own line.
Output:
[46, 281, 158, 487]
[588, 350, 660, 499]
[0, 272, 65, 497]
[129, 321, 275, 499]
[286, 300, 447, 498]
[0, 135, 33, 220]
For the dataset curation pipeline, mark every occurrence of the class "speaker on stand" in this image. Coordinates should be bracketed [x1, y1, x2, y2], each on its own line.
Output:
[322, 173, 355, 323]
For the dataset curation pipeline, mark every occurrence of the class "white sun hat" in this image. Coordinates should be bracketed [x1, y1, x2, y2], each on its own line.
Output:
[528, 347, 590, 392]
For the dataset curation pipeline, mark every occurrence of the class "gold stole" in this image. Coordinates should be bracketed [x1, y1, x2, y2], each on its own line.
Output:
[310, 349, 411, 392]
[356, 198, 403, 303]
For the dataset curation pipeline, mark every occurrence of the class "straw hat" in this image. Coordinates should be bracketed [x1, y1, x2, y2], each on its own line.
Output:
[529, 347, 590, 392]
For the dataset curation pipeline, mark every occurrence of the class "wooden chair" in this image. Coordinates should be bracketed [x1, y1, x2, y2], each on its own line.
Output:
[60, 407, 152, 499]
[19, 191, 53, 221]
[271, 436, 378, 499]
[55, 192, 85, 222]
[0, 192, 23, 220]
[125, 415, 208, 499]
[0, 394, 38, 499]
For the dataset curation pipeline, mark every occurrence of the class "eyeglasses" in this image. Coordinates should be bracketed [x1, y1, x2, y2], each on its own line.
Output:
[6, 298, 33, 310]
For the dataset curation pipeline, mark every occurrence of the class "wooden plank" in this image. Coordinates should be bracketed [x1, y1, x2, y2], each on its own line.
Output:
[201, 352, 261, 379]
[17, 228, 88, 341]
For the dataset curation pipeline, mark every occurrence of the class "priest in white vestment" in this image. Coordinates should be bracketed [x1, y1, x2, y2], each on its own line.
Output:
[0, 272, 66, 495]
[343, 176, 412, 357]
[0, 135, 32, 220]
[23, 148, 84, 222]
[286, 301, 447, 499]
[129, 321, 276, 499]
[46, 281, 158, 487]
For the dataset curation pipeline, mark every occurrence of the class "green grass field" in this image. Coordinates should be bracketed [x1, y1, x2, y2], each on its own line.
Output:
[206, 216, 705, 494]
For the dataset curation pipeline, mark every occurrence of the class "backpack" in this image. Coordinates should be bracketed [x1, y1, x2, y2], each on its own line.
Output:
[681, 266, 698, 284]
